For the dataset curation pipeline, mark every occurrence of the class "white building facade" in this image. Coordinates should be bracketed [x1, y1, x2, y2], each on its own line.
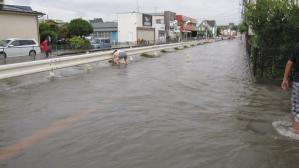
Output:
[118, 12, 155, 45]
[0, 3, 43, 43]
[151, 13, 166, 44]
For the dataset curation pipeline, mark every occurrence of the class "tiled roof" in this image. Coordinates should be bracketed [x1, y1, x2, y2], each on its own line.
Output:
[91, 22, 118, 29]
[206, 20, 216, 27]
[0, 4, 44, 15]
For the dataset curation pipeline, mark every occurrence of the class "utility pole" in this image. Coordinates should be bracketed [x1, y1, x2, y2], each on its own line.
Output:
[137, 0, 140, 12]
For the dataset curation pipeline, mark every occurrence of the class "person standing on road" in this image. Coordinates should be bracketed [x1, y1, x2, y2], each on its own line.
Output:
[112, 49, 128, 65]
[282, 42, 299, 131]
[40, 39, 49, 58]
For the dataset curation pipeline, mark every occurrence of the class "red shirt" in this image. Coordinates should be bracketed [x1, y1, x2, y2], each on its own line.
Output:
[40, 40, 49, 52]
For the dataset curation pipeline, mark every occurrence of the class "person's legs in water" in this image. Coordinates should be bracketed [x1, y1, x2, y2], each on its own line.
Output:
[124, 56, 128, 64]
[292, 82, 299, 131]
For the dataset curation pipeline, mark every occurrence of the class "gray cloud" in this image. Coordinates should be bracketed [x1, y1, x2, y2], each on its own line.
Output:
[7, 0, 241, 25]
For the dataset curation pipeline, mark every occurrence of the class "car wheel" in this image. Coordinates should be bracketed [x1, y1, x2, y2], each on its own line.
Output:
[29, 50, 36, 57]
[0, 52, 7, 59]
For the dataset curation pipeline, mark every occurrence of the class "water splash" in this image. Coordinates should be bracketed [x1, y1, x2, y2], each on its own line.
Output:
[273, 120, 299, 140]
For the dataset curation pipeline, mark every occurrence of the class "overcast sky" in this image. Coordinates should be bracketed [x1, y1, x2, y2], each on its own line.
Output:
[7, 0, 242, 25]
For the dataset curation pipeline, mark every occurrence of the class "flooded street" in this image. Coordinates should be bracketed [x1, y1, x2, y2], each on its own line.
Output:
[1, 40, 299, 168]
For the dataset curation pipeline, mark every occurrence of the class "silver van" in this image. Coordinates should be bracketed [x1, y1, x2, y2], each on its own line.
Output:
[0, 38, 41, 59]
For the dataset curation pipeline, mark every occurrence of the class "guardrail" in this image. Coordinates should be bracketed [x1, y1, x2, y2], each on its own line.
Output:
[0, 40, 204, 80]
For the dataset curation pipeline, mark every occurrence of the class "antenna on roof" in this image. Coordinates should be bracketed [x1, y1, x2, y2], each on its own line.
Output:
[137, 0, 140, 12]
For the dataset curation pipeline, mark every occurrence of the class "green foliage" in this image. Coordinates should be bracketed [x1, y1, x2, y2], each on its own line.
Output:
[246, 0, 299, 48]
[39, 21, 59, 34]
[217, 27, 222, 36]
[40, 31, 57, 43]
[231, 25, 239, 31]
[238, 22, 247, 34]
[68, 18, 93, 37]
[39, 21, 59, 43]
[197, 30, 205, 37]
[58, 23, 70, 39]
[245, 0, 299, 78]
[69, 36, 91, 49]
[197, 29, 213, 37]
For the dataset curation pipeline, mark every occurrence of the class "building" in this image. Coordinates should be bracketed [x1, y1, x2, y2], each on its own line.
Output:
[164, 11, 180, 42]
[150, 11, 180, 43]
[117, 12, 155, 45]
[198, 20, 217, 38]
[0, 1, 44, 42]
[90, 18, 118, 43]
[176, 15, 197, 40]
[150, 13, 166, 44]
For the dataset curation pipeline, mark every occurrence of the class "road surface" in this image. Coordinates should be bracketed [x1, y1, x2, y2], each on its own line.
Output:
[0, 39, 298, 168]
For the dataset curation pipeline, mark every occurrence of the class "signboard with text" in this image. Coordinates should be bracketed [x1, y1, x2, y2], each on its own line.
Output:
[143, 14, 152, 26]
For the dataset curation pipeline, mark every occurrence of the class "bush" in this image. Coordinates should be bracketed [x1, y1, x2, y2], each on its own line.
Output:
[40, 31, 57, 44]
[245, 0, 299, 78]
[68, 18, 93, 37]
[69, 36, 90, 49]
[246, 0, 299, 49]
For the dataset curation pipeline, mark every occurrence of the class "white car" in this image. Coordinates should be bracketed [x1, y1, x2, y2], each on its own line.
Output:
[0, 38, 41, 59]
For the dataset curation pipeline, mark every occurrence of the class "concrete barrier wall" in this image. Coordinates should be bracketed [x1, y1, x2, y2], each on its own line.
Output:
[0, 40, 205, 80]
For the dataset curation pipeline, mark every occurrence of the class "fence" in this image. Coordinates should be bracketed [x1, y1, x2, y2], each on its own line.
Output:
[251, 47, 292, 78]
[51, 38, 205, 57]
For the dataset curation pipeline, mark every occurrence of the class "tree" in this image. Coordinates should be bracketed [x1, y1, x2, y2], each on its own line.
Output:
[39, 21, 59, 43]
[217, 27, 222, 36]
[238, 22, 247, 34]
[68, 18, 93, 37]
[246, 0, 299, 48]
[245, 0, 299, 78]
[58, 23, 70, 39]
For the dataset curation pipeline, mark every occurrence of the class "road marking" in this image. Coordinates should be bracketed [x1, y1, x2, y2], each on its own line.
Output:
[0, 109, 94, 161]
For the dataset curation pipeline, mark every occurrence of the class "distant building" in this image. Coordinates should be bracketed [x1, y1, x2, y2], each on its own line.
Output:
[149, 11, 180, 43]
[164, 11, 180, 42]
[0, 1, 44, 42]
[176, 15, 197, 40]
[198, 20, 217, 38]
[90, 18, 103, 24]
[90, 18, 118, 43]
[149, 13, 166, 44]
[117, 12, 155, 45]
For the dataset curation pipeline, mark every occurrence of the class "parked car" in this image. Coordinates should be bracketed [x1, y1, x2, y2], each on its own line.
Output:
[90, 38, 112, 50]
[0, 38, 41, 59]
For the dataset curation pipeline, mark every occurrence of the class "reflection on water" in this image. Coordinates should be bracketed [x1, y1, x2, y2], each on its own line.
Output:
[1, 40, 299, 168]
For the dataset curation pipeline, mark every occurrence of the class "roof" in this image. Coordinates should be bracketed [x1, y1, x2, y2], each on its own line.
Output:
[0, 4, 44, 15]
[206, 20, 216, 27]
[176, 15, 197, 24]
[91, 22, 118, 29]
[148, 13, 164, 16]
[90, 18, 104, 24]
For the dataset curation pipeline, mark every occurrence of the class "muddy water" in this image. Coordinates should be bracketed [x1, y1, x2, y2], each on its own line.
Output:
[1, 40, 299, 168]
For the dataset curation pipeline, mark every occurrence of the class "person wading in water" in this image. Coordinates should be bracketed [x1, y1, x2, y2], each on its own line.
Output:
[112, 49, 128, 65]
[282, 42, 299, 131]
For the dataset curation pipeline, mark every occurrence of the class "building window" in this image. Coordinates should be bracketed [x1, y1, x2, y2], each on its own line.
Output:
[156, 19, 164, 24]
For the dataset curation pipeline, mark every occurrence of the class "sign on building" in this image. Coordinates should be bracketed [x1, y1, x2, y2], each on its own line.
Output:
[143, 14, 152, 27]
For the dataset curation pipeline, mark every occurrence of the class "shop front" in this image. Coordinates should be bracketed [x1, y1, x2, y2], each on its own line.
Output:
[176, 15, 197, 41]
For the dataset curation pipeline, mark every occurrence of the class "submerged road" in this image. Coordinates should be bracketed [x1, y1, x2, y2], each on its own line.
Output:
[0, 39, 299, 168]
